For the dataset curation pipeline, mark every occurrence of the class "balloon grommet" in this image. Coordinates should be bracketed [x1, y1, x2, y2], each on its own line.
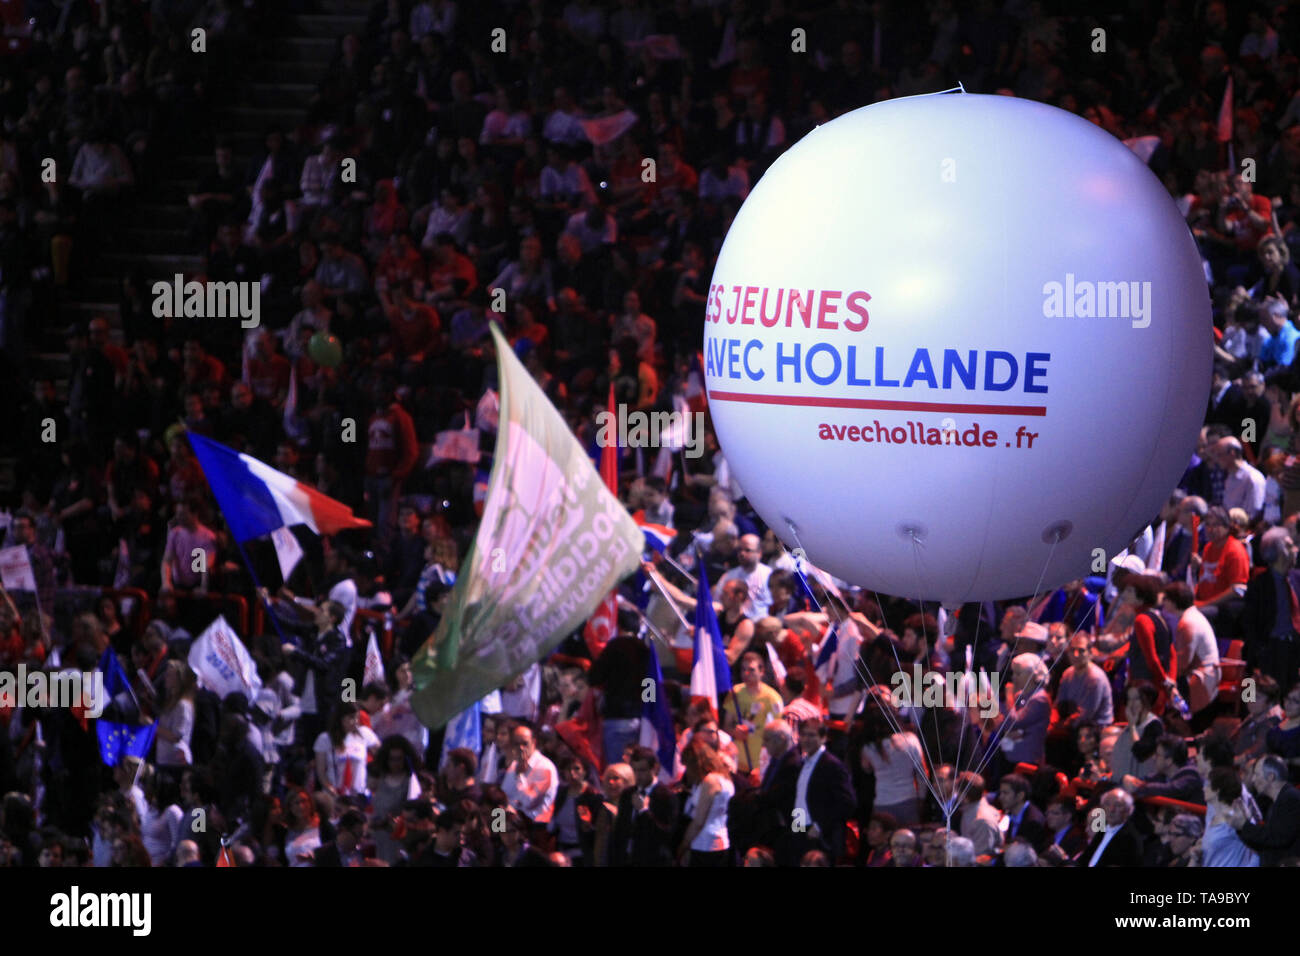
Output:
[1042, 520, 1073, 544]
[897, 522, 927, 543]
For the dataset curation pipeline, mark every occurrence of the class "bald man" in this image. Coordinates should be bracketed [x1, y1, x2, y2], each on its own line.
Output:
[175, 840, 202, 867]
[1215, 436, 1266, 520]
[503, 726, 558, 824]
[719, 533, 773, 620]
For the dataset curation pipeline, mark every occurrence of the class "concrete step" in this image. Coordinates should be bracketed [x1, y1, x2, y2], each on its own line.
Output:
[216, 105, 307, 132]
[289, 14, 368, 38]
[122, 226, 189, 248]
[35, 352, 71, 370]
[76, 277, 122, 301]
[132, 202, 191, 229]
[259, 60, 326, 85]
[58, 301, 120, 318]
[104, 252, 206, 274]
[246, 82, 316, 108]
[317, 0, 374, 13]
[276, 36, 338, 62]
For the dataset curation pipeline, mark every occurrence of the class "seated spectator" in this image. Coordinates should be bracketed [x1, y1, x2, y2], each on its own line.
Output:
[1122, 734, 1205, 804]
[1202, 766, 1261, 867]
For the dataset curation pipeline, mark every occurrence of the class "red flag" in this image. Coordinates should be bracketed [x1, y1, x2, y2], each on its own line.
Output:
[599, 384, 618, 491]
[1217, 75, 1234, 144]
[555, 686, 605, 771]
[217, 845, 235, 868]
[584, 385, 620, 657]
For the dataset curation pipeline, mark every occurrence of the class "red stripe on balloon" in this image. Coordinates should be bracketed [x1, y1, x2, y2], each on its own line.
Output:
[708, 391, 1047, 416]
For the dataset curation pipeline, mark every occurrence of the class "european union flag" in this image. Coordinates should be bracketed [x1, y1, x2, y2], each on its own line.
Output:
[97, 720, 157, 767]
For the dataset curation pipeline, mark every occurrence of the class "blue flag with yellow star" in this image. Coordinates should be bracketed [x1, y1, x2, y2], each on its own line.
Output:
[97, 720, 156, 767]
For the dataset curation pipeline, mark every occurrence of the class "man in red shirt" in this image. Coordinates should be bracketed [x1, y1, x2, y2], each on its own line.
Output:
[1218, 176, 1275, 254]
[245, 329, 291, 408]
[427, 233, 478, 308]
[1191, 505, 1251, 629]
[380, 280, 439, 361]
[365, 387, 420, 545]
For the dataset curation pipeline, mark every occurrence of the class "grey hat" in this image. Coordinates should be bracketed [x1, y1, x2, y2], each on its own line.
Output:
[145, 619, 173, 643]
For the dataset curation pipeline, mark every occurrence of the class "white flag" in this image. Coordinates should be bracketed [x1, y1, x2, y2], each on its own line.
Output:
[188, 615, 263, 702]
[1147, 521, 1167, 573]
[475, 389, 500, 433]
[363, 630, 385, 689]
[0, 545, 36, 591]
[113, 538, 131, 590]
[270, 526, 304, 583]
[283, 366, 308, 441]
[439, 699, 482, 769]
[765, 641, 787, 685]
[427, 413, 481, 466]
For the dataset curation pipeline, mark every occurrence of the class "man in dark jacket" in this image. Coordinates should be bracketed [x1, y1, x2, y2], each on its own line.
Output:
[997, 773, 1047, 847]
[1124, 735, 1206, 805]
[611, 746, 679, 866]
[1240, 527, 1300, 693]
[1232, 755, 1300, 865]
[1078, 787, 1144, 867]
[212, 713, 265, 824]
[282, 599, 350, 747]
[312, 809, 368, 867]
[778, 716, 855, 864]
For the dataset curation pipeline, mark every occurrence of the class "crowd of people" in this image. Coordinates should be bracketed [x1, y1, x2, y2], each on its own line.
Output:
[2, 0, 1300, 867]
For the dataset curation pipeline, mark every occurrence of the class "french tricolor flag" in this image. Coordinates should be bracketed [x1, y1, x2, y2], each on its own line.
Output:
[688, 559, 733, 716]
[633, 514, 676, 554]
[188, 432, 371, 544]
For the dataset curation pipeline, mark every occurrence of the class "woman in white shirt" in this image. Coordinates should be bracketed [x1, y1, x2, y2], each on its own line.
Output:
[155, 660, 197, 767]
[678, 738, 735, 866]
[313, 703, 381, 799]
[139, 766, 184, 866]
[282, 786, 323, 867]
[857, 710, 927, 826]
[370, 735, 422, 865]
[371, 657, 429, 756]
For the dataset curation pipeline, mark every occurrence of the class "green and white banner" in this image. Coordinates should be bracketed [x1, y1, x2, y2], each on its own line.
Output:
[411, 324, 643, 729]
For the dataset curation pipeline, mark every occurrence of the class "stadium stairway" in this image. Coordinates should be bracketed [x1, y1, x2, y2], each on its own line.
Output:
[41, 0, 369, 400]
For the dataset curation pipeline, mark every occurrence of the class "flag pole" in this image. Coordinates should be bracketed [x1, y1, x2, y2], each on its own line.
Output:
[643, 565, 692, 633]
[693, 545, 751, 773]
[233, 537, 293, 647]
[659, 549, 698, 586]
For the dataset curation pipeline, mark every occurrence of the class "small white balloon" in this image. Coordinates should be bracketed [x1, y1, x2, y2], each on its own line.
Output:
[704, 93, 1210, 604]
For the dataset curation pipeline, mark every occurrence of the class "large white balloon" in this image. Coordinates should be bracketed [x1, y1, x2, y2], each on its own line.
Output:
[704, 93, 1211, 605]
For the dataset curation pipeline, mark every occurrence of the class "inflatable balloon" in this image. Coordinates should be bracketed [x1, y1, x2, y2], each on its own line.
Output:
[309, 331, 343, 368]
[704, 93, 1211, 605]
